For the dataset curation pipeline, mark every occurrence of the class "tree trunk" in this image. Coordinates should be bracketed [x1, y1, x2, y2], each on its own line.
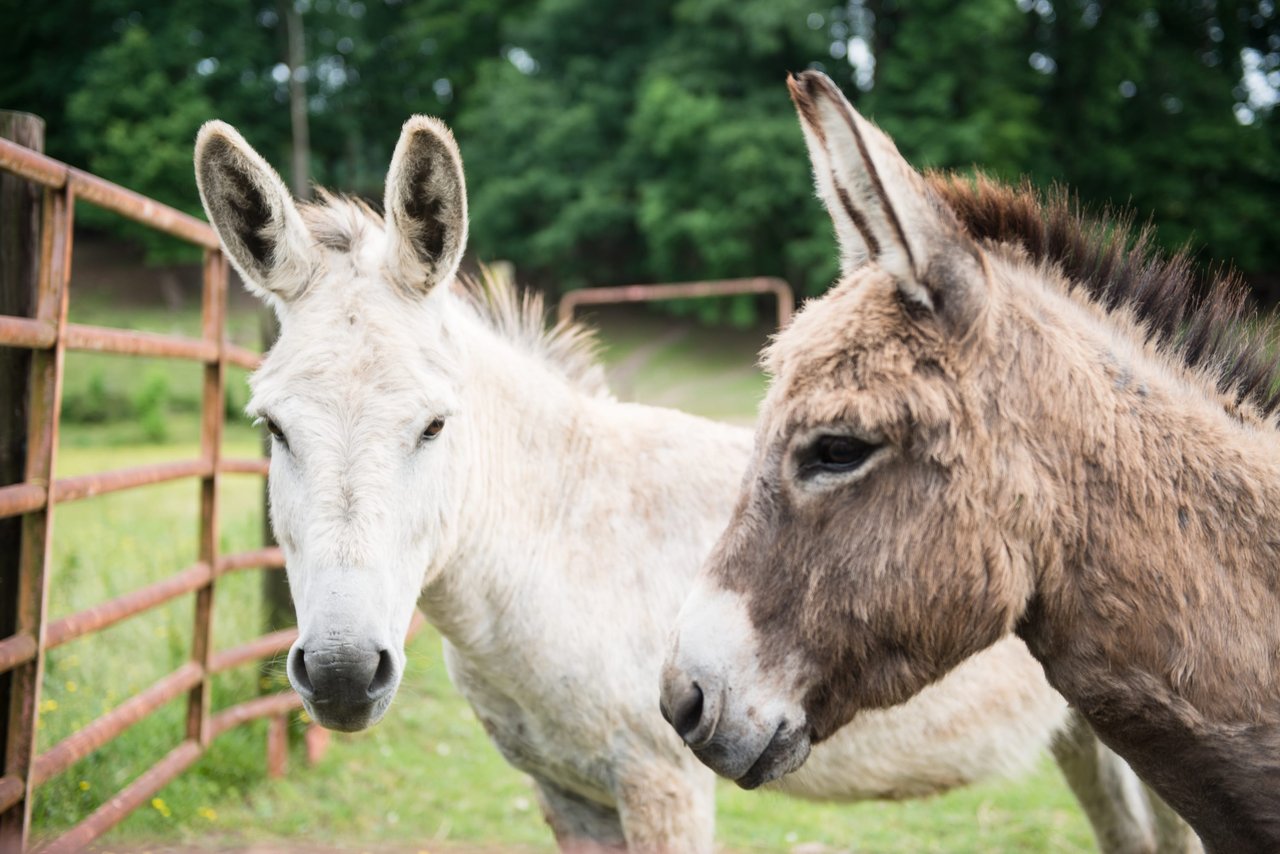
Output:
[281, 0, 312, 201]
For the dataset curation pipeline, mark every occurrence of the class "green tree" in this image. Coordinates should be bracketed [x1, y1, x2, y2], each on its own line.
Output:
[65, 24, 218, 261]
[1034, 1, 1280, 275]
[456, 0, 842, 320]
[3, 0, 1277, 311]
[864, 0, 1051, 177]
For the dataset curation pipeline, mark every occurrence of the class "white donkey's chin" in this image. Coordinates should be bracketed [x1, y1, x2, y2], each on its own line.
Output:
[659, 585, 814, 788]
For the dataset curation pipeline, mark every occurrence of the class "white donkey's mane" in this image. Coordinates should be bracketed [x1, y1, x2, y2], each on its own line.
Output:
[298, 191, 609, 398]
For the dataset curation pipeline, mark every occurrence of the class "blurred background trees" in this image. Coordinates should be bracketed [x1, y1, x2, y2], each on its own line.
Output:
[3, 0, 1278, 319]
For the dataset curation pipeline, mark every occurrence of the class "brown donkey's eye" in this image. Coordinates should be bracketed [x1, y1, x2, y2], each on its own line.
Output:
[802, 435, 878, 476]
[421, 417, 446, 442]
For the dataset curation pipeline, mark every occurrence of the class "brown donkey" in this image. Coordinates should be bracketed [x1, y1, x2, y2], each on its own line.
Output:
[660, 70, 1280, 852]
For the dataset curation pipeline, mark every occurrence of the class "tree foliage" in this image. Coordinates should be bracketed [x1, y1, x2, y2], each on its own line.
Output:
[2, 0, 1277, 313]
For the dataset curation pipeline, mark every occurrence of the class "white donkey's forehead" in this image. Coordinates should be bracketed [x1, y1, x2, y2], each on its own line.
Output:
[249, 275, 460, 419]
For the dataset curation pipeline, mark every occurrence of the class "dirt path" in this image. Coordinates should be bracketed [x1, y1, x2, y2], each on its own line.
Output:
[605, 324, 692, 396]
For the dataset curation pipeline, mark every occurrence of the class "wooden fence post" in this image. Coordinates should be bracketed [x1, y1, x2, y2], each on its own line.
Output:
[0, 110, 45, 851]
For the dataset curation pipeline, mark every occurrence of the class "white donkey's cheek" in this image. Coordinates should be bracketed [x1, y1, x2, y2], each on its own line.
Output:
[266, 456, 304, 553]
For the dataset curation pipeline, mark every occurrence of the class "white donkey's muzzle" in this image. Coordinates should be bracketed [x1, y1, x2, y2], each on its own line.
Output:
[286, 569, 408, 731]
[287, 637, 400, 732]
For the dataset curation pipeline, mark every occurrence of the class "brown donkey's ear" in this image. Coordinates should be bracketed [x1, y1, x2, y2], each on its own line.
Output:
[195, 121, 314, 308]
[787, 71, 984, 327]
[383, 116, 468, 294]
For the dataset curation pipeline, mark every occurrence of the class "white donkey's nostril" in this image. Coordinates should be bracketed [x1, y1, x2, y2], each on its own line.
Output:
[367, 649, 396, 700]
[288, 645, 315, 700]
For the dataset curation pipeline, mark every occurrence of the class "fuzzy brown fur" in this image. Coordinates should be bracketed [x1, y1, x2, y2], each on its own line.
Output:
[700, 71, 1280, 851]
[927, 173, 1280, 420]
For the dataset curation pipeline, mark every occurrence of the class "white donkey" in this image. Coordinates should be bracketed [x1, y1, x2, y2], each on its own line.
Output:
[194, 115, 1188, 852]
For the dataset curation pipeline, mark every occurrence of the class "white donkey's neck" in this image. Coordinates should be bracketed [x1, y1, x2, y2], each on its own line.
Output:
[417, 295, 580, 629]
[417, 297, 751, 673]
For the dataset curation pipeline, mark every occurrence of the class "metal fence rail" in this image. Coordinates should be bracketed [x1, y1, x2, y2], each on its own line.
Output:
[556, 276, 795, 327]
[0, 135, 303, 853]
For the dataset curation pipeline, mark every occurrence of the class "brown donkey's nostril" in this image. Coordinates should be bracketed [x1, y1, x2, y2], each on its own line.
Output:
[672, 681, 705, 740]
[661, 669, 723, 748]
[665, 676, 727, 747]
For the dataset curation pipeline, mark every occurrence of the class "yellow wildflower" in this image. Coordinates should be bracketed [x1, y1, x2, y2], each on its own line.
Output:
[78, 781, 90, 791]
[197, 806, 217, 821]
[150, 797, 171, 818]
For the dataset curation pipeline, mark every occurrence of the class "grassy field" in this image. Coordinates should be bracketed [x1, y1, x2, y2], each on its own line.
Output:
[29, 301, 1096, 852]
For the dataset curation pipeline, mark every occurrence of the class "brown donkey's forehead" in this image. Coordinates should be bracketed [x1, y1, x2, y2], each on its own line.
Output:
[764, 272, 949, 435]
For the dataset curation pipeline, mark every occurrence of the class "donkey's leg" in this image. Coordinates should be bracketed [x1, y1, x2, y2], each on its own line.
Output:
[1050, 710, 1157, 854]
[614, 764, 715, 854]
[534, 778, 627, 854]
[1147, 785, 1204, 854]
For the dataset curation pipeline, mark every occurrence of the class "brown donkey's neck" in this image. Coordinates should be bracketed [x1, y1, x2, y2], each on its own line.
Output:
[995, 269, 1280, 851]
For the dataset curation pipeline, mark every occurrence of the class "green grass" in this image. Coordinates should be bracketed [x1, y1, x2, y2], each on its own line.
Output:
[29, 303, 1096, 852]
[584, 307, 770, 425]
[60, 295, 261, 442]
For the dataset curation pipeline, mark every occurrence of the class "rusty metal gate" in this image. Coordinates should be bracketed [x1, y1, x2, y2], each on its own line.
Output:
[0, 136, 302, 852]
[0, 126, 798, 853]
[556, 277, 794, 327]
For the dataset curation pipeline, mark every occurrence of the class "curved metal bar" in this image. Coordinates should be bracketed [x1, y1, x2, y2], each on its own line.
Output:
[0, 316, 56, 350]
[43, 564, 212, 650]
[0, 484, 46, 521]
[35, 739, 202, 854]
[216, 546, 285, 574]
[62, 323, 217, 362]
[30, 662, 203, 787]
[0, 138, 218, 250]
[52, 459, 213, 503]
[556, 276, 796, 328]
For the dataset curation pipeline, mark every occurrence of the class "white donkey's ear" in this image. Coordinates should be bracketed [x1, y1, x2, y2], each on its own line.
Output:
[788, 71, 983, 325]
[383, 116, 468, 294]
[194, 121, 314, 307]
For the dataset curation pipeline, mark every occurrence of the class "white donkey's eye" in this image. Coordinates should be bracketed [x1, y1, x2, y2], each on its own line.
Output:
[421, 417, 446, 443]
[264, 417, 289, 449]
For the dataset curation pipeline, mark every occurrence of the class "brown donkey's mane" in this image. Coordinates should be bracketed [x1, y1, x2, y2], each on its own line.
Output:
[928, 173, 1280, 422]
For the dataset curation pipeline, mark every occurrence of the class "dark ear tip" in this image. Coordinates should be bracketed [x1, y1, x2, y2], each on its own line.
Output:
[802, 70, 839, 99]
[195, 120, 235, 152]
[786, 72, 814, 108]
[787, 70, 842, 110]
